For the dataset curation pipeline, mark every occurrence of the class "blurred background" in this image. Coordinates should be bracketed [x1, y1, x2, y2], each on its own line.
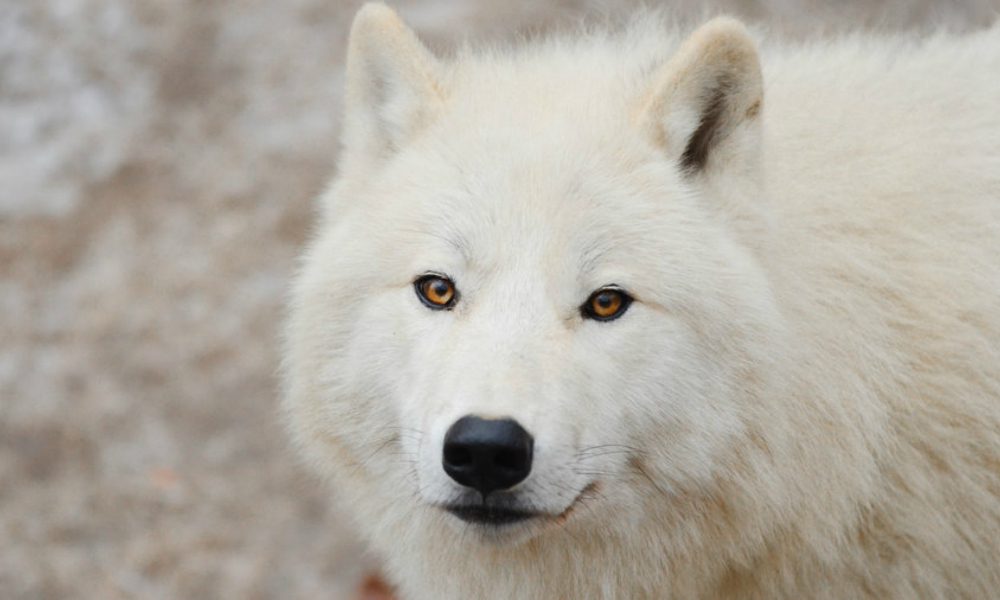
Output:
[2, 1, 998, 598]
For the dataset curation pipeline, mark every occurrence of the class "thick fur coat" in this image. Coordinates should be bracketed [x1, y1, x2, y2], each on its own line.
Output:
[284, 4, 1000, 598]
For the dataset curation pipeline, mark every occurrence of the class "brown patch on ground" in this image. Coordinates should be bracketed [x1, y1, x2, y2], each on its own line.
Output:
[358, 573, 398, 600]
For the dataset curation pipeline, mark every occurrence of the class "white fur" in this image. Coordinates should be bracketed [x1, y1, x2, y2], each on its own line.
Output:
[284, 4, 1000, 598]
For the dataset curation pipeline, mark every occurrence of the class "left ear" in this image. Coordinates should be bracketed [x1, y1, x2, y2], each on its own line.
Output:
[342, 3, 444, 164]
[639, 18, 762, 175]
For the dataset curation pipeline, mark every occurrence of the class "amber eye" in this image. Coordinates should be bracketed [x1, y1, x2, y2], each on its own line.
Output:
[414, 275, 457, 310]
[582, 287, 633, 321]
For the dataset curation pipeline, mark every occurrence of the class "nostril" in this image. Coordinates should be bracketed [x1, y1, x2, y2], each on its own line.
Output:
[494, 449, 526, 470]
[443, 444, 472, 467]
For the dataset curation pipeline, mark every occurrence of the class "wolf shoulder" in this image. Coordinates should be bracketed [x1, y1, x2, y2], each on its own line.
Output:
[761, 25, 1000, 210]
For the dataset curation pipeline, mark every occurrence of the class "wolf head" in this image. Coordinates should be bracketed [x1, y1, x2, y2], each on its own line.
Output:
[286, 1, 793, 568]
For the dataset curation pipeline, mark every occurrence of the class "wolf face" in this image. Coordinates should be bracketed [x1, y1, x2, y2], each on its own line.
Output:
[286, 2, 787, 557]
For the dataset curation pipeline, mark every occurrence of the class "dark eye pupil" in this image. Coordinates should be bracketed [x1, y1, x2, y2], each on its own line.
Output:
[415, 275, 455, 310]
[582, 287, 631, 321]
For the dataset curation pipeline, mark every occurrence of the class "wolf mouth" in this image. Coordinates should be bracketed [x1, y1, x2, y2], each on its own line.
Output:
[442, 482, 599, 527]
[445, 504, 536, 525]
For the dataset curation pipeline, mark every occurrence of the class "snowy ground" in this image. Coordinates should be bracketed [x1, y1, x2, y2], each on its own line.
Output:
[2, 1, 997, 598]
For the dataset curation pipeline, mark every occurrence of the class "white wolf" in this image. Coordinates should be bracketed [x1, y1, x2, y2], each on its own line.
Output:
[284, 4, 1000, 598]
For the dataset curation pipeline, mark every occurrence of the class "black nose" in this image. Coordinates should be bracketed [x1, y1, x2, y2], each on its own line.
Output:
[442, 416, 534, 497]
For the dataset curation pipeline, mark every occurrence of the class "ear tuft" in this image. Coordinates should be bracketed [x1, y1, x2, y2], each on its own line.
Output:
[343, 3, 443, 163]
[640, 18, 763, 174]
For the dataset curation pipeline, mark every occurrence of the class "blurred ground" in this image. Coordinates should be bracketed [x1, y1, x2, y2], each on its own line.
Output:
[2, 1, 998, 598]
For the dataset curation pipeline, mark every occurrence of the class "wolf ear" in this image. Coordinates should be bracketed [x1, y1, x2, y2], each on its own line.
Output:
[640, 18, 762, 174]
[343, 3, 444, 162]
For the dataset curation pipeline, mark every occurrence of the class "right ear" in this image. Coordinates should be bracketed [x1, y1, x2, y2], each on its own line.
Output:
[342, 3, 444, 163]
[637, 18, 762, 175]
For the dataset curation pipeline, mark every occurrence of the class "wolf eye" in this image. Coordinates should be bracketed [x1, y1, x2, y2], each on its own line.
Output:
[582, 287, 632, 321]
[414, 275, 457, 310]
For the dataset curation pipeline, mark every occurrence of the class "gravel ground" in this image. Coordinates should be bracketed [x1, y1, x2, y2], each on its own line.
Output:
[2, 1, 998, 598]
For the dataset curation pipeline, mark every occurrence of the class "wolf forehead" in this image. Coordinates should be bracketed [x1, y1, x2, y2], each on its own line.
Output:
[360, 52, 683, 218]
[427, 48, 663, 131]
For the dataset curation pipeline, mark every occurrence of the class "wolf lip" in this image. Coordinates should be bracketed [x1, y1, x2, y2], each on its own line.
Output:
[444, 504, 537, 526]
